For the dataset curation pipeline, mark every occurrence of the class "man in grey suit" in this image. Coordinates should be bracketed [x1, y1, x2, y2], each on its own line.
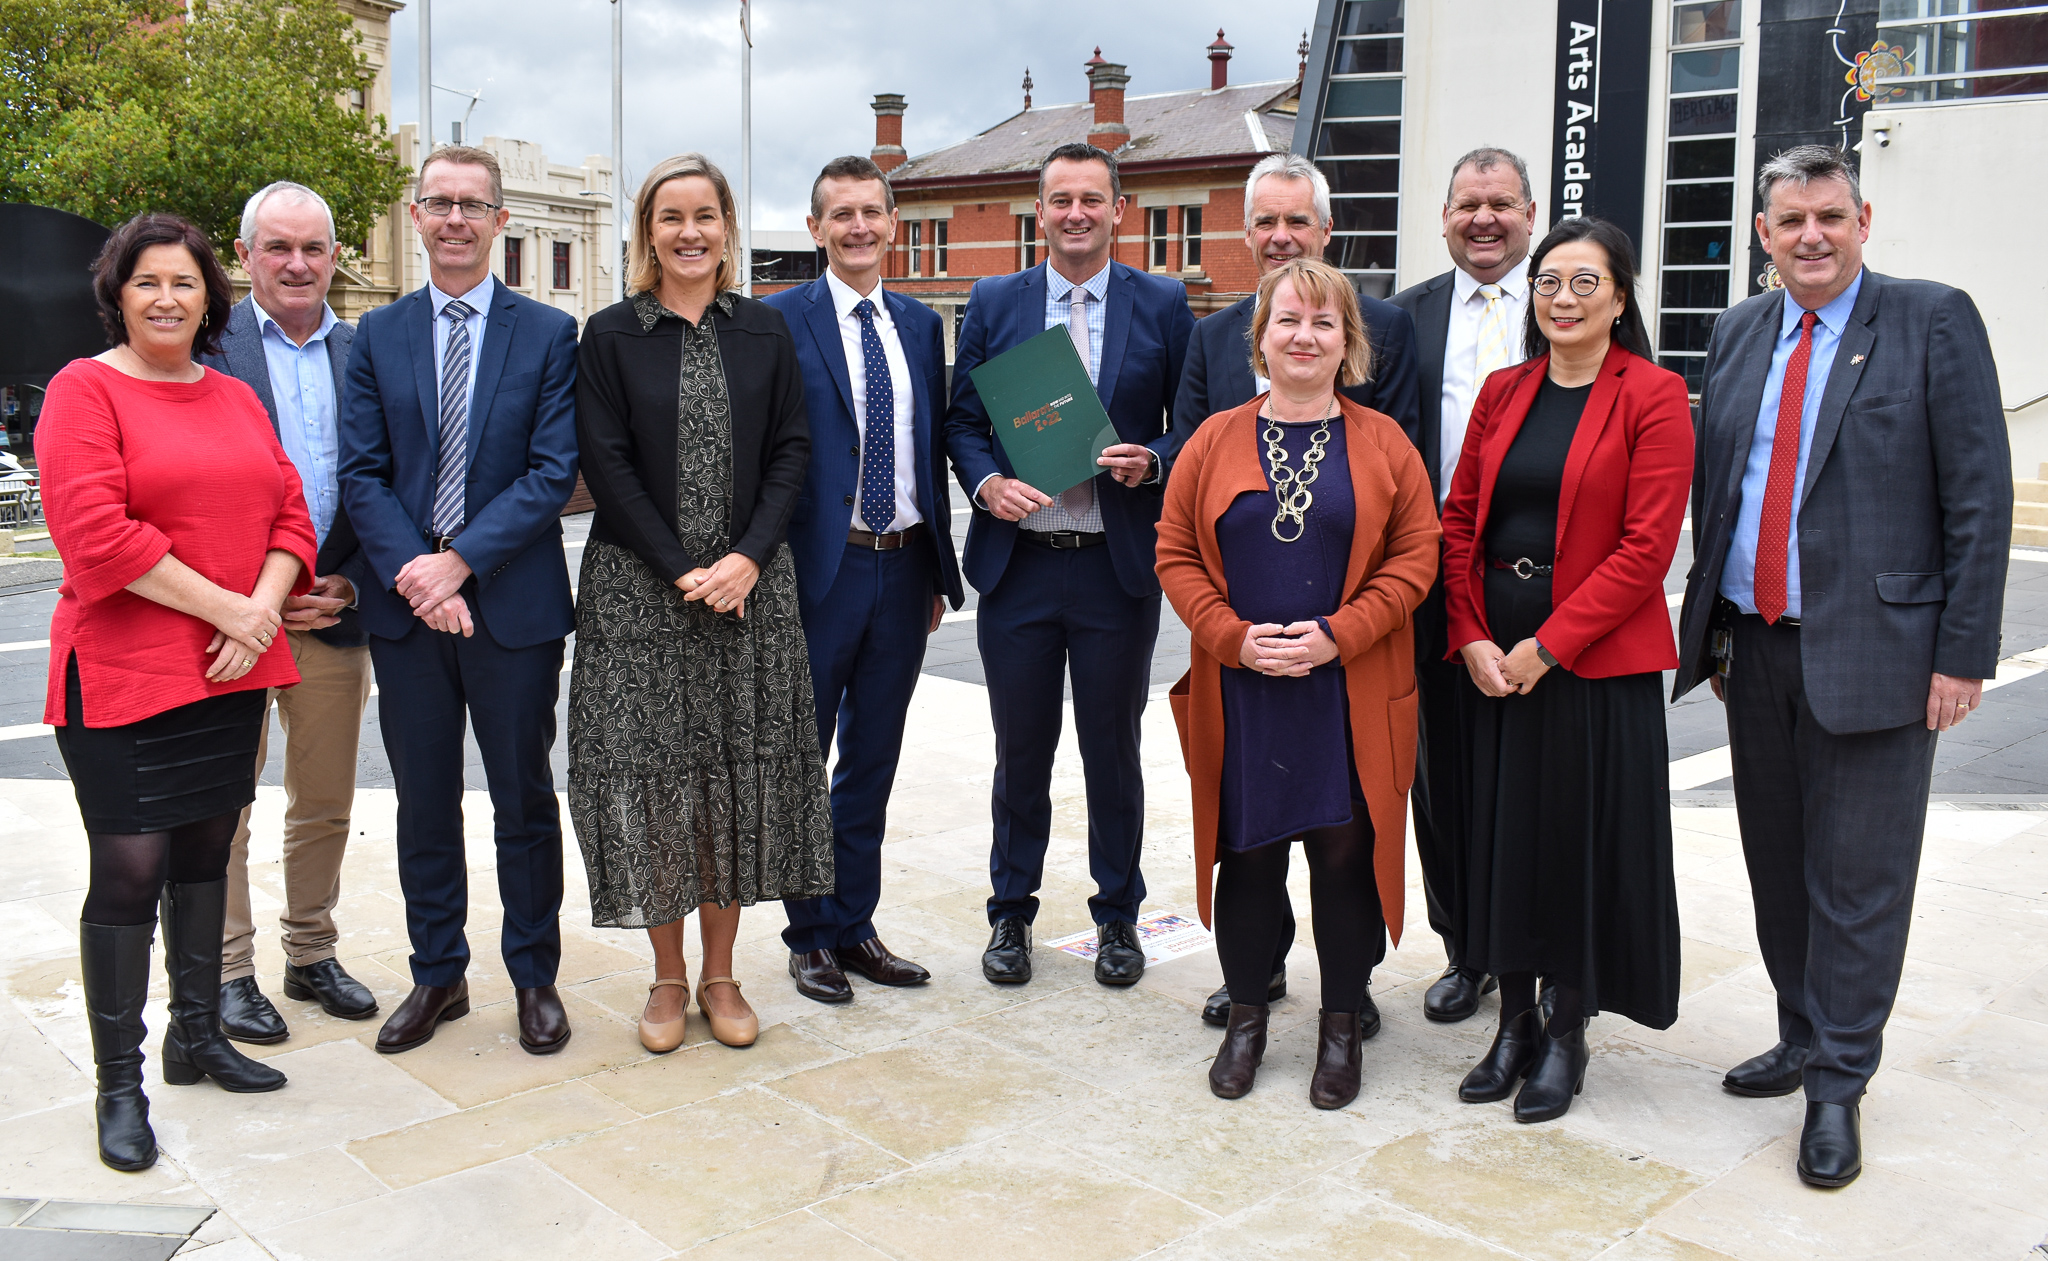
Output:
[201, 181, 380, 1042]
[1674, 146, 2010, 1188]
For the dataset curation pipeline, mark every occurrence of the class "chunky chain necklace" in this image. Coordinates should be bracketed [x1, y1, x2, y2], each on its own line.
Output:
[1262, 396, 1336, 543]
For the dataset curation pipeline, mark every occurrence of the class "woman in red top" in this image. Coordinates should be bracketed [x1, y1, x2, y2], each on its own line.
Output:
[1438, 218, 1693, 1124]
[39, 214, 317, 1173]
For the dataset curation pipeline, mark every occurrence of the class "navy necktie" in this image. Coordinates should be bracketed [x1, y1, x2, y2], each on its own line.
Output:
[853, 298, 895, 533]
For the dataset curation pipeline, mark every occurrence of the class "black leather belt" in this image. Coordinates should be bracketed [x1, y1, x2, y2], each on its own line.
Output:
[1019, 529, 1106, 550]
[427, 533, 461, 553]
[847, 522, 926, 551]
[1489, 555, 1553, 579]
[1717, 594, 1799, 628]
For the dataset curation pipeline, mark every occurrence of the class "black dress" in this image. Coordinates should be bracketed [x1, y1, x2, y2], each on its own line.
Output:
[1462, 376, 1680, 1030]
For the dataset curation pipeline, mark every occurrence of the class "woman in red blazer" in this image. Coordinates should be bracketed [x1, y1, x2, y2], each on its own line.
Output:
[1438, 218, 1693, 1124]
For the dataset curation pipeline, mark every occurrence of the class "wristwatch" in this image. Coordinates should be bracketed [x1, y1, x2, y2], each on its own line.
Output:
[1535, 642, 1559, 669]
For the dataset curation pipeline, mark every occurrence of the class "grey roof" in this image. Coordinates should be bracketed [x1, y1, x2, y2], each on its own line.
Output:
[889, 79, 1298, 183]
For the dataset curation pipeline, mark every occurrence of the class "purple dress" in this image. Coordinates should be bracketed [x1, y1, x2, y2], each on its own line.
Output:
[1216, 416, 1359, 851]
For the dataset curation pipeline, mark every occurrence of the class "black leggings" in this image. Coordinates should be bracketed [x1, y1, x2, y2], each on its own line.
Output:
[81, 812, 239, 926]
[1497, 971, 1586, 1038]
[1214, 809, 1382, 1011]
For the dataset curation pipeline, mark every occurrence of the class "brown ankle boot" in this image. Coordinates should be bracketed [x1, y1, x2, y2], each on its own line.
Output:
[1208, 1003, 1268, 1099]
[1309, 1009, 1363, 1110]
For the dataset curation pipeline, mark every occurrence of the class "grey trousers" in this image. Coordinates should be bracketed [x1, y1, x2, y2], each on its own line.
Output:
[1725, 614, 1938, 1105]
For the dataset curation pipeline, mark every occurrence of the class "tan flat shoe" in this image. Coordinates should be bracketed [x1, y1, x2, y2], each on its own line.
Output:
[638, 978, 690, 1053]
[696, 976, 758, 1048]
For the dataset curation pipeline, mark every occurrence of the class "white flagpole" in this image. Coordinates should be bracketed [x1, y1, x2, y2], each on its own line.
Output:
[612, 0, 624, 305]
[740, 0, 752, 297]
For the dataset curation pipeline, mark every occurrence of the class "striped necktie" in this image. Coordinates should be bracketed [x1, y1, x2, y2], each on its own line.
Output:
[432, 299, 474, 537]
[1474, 283, 1510, 384]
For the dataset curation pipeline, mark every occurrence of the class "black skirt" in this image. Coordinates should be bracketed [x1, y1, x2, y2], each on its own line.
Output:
[54, 657, 266, 834]
[1461, 568, 1681, 1030]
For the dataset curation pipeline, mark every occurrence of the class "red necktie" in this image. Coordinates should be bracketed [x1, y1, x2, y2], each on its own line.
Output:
[1754, 310, 1818, 625]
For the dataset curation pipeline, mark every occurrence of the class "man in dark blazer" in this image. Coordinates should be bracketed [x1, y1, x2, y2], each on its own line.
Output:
[947, 142, 1194, 988]
[204, 181, 380, 1044]
[1675, 145, 2010, 1187]
[1390, 146, 1540, 1023]
[764, 157, 964, 1004]
[1173, 151, 1421, 1030]
[338, 147, 582, 1057]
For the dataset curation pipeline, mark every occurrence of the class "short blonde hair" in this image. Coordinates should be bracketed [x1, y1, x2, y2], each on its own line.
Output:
[1248, 258, 1374, 388]
[626, 153, 740, 296]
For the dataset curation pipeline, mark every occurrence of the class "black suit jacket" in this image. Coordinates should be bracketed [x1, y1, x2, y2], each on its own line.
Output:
[202, 296, 368, 647]
[1388, 270, 1458, 502]
[1674, 269, 2011, 733]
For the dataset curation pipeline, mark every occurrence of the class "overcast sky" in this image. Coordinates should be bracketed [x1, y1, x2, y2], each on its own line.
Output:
[385, 0, 1318, 231]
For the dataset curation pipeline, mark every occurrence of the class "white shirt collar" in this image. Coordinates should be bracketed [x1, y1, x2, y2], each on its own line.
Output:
[428, 273, 495, 316]
[1047, 260, 1113, 303]
[825, 268, 885, 319]
[254, 300, 338, 348]
[1453, 265, 1529, 302]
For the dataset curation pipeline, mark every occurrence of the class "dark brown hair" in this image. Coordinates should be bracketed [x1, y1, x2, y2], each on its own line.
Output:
[92, 213, 235, 357]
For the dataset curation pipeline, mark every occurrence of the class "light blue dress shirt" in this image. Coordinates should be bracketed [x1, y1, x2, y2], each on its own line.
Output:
[1718, 271, 1864, 619]
[256, 302, 341, 549]
[427, 273, 494, 425]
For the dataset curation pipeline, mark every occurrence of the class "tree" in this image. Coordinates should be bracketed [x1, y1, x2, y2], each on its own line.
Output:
[0, 0, 409, 254]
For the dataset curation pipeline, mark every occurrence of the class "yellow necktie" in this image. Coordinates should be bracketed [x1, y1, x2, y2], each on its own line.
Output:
[1474, 283, 1509, 383]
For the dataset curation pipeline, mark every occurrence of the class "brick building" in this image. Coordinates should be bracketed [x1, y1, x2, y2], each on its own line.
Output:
[758, 33, 1308, 362]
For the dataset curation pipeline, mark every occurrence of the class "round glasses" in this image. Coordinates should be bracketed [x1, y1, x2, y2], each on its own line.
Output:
[1532, 273, 1612, 298]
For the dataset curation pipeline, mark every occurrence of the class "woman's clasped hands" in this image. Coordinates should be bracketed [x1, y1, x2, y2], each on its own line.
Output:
[678, 552, 761, 617]
[1239, 620, 1339, 678]
[1460, 637, 1553, 697]
[202, 592, 284, 683]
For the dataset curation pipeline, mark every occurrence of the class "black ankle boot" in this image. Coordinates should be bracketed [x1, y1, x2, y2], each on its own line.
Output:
[160, 881, 287, 1094]
[1209, 1003, 1268, 1099]
[1309, 1010, 1363, 1110]
[80, 920, 159, 1171]
[1514, 1018, 1590, 1123]
[1460, 1008, 1542, 1103]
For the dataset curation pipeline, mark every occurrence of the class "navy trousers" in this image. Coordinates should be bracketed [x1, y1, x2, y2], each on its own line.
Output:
[369, 587, 566, 989]
[783, 542, 935, 954]
[978, 540, 1158, 927]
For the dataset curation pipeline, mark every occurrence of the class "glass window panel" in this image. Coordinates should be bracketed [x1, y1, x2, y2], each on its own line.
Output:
[1664, 225, 1732, 265]
[1666, 181, 1734, 222]
[1334, 38, 1404, 75]
[1319, 120, 1401, 155]
[1354, 273, 1396, 300]
[1660, 311, 1720, 353]
[1182, 207, 1202, 268]
[1673, 1, 1740, 44]
[1331, 197, 1399, 232]
[1670, 93, 1740, 135]
[1323, 78, 1403, 119]
[1338, 0, 1404, 35]
[1667, 137, 1737, 179]
[1660, 268, 1730, 309]
[1660, 353, 1707, 392]
[1329, 234, 1397, 270]
[1671, 48, 1741, 92]
[1319, 158, 1400, 193]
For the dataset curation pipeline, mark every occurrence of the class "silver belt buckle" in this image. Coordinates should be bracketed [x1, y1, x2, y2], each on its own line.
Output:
[1511, 557, 1539, 579]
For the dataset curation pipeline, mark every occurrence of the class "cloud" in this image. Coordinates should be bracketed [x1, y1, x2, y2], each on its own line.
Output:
[386, 0, 1314, 230]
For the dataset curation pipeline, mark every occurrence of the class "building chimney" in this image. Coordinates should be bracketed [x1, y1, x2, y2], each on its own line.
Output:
[1084, 49, 1130, 152]
[870, 93, 907, 172]
[1208, 30, 1233, 90]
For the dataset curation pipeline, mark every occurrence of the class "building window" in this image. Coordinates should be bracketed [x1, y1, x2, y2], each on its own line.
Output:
[1019, 214, 1037, 269]
[1658, 0, 1743, 394]
[504, 237, 522, 288]
[908, 220, 924, 277]
[349, 87, 366, 112]
[1148, 207, 1171, 269]
[552, 241, 571, 291]
[1874, 0, 2048, 101]
[1182, 206, 1203, 270]
[1314, 0, 1405, 297]
[934, 220, 948, 275]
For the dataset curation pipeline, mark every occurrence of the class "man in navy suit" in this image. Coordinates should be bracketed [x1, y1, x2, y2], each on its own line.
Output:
[1172, 152, 1422, 1029]
[338, 146, 581, 1057]
[947, 142, 1194, 988]
[764, 157, 964, 1004]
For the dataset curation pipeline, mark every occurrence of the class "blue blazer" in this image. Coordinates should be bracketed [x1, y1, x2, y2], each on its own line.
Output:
[760, 276, 963, 611]
[337, 282, 580, 649]
[945, 261, 1195, 599]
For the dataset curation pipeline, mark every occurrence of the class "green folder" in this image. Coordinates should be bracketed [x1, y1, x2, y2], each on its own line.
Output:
[968, 327, 1122, 497]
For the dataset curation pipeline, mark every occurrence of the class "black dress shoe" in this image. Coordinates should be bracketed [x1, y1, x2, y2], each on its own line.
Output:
[1724, 1040, 1809, 1098]
[983, 919, 1032, 984]
[1358, 989, 1382, 1041]
[1424, 966, 1496, 1023]
[1514, 1019, 1590, 1123]
[789, 949, 854, 1003]
[1309, 1010, 1365, 1110]
[283, 958, 379, 1020]
[218, 976, 290, 1045]
[1460, 1008, 1543, 1102]
[1208, 1003, 1267, 1099]
[1094, 921, 1145, 986]
[1203, 972, 1286, 1025]
[838, 938, 931, 987]
[375, 981, 469, 1054]
[1798, 1101, 1861, 1188]
[516, 986, 571, 1055]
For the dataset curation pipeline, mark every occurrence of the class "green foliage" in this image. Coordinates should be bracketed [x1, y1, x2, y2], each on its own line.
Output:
[0, 0, 410, 254]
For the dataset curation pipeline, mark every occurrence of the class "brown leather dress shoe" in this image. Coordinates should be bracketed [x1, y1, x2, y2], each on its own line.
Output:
[516, 985, 571, 1055]
[837, 938, 931, 987]
[1209, 1003, 1268, 1099]
[789, 950, 854, 1003]
[375, 981, 469, 1054]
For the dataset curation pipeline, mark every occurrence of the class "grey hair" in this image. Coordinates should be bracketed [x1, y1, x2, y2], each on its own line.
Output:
[1445, 147, 1533, 205]
[1242, 154, 1332, 229]
[239, 181, 338, 247]
[1757, 144, 1862, 212]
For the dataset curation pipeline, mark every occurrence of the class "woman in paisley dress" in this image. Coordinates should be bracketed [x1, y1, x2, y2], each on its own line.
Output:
[569, 153, 832, 1052]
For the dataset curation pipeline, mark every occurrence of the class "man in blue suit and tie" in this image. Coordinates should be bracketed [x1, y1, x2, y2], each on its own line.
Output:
[338, 146, 581, 1057]
[764, 157, 965, 1004]
[947, 142, 1195, 988]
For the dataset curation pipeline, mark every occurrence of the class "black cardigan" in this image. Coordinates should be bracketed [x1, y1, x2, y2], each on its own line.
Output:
[575, 293, 810, 583]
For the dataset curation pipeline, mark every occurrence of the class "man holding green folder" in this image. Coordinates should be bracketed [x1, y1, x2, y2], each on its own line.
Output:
[945, 142, 1194, 988]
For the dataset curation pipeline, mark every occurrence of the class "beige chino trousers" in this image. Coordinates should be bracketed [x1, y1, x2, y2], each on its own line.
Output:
[222, 628, 374, 981]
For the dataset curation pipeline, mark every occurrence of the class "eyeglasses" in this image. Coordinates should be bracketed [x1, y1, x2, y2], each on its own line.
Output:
[415, 197, 501, 221]
[1532, 273, 1613, 298]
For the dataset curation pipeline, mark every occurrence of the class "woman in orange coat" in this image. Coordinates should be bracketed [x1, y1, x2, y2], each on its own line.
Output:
[1159, 258, 1438, 1110]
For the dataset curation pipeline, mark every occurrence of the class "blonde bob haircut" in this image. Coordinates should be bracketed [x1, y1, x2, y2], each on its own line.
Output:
[626, 153, 740, 296]
[1247, 257, 1374, 389]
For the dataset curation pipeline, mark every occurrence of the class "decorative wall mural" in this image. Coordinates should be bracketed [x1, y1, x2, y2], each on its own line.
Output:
[1847, 38, 1915, 104]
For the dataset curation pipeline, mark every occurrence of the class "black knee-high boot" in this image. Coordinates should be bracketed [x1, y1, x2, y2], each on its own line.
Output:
[160, 880, 287, 1093]
[80, 920, 159, 1171]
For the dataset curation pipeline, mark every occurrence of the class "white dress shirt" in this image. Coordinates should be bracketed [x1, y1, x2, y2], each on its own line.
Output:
[825, 269, 920, 532]
[1438, 266, 1530, 501]
[427, 273, 494, 422]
